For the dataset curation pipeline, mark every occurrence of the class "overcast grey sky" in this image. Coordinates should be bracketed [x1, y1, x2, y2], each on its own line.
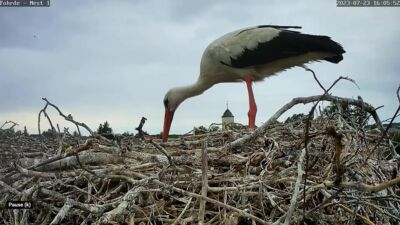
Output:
[0, 0, 399, 135]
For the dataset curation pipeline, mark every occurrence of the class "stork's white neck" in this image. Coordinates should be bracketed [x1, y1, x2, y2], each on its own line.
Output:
[175, 79, 212, 99]
[167, 78, 213, 111]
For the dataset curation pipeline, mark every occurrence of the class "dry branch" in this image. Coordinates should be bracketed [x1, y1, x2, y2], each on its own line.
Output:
[39, 98, 94, 136]
[229, 94, 383, 150]
[283, 148, 306, 225]
[0, 120, 19, 130]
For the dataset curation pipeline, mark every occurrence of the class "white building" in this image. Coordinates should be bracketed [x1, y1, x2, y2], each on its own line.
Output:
[221, 107, 234, 130]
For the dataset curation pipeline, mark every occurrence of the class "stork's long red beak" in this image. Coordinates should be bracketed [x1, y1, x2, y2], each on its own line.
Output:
[163, 109, 175, 142]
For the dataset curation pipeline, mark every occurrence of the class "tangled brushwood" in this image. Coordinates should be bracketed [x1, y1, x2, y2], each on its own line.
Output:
[1, 78, 400, 225]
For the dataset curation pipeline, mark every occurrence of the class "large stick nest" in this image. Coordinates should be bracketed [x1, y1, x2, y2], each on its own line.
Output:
[1, 83, 400, 225]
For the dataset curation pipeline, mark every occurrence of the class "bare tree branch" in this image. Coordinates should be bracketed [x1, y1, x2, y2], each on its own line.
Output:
[229, 94, 382, 149]
[39, 98, 94, 136]
[0, 120, 19, 130]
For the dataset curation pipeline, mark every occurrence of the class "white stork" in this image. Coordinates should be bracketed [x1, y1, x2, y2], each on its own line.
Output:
[162, 25, 345, 142]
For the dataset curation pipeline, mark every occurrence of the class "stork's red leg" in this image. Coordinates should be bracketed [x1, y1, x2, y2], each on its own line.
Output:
[244, 76, 257, 128]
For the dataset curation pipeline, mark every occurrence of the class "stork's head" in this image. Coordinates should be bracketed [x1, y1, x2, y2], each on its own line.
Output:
[162, 82, 209, 142]
[162, 88, 186, 142]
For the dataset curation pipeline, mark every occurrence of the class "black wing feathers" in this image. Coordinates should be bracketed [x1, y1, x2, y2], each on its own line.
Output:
[227, 30, 345, 68]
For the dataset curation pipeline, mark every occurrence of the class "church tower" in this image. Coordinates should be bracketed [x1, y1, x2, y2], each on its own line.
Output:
[221, 102, 234, 130]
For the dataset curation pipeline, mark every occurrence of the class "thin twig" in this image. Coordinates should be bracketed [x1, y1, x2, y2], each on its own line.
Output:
[199, 143, 208, 224]
[150, 140, 175, 167]
[283, 148, 306, 225]
[171, 197, 193, 225]
[304, 67, 327, 93]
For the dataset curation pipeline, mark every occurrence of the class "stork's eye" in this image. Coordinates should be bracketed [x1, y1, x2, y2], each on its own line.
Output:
[163, 98, 169, 108]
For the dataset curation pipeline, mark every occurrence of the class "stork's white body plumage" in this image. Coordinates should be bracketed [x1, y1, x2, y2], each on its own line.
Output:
[200, 27, 281, 83]
[163, 25, 345, 142]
